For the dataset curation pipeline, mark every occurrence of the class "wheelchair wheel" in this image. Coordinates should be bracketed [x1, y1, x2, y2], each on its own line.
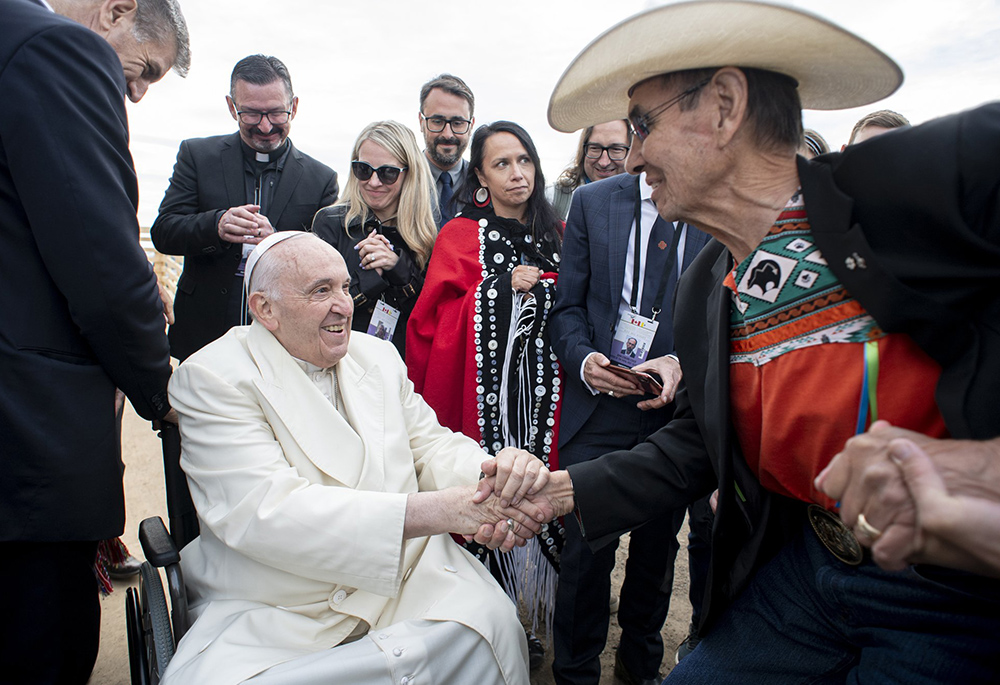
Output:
[139, 561, 175, 683]
[126, 587, 150, 685]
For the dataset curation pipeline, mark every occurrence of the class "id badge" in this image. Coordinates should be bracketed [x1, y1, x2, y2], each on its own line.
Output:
[610, 311, 659, 368]
[367, 299, 400, 342]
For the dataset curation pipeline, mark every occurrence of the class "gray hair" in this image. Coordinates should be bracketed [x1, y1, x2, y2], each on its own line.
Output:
[133, 0, 190, 77]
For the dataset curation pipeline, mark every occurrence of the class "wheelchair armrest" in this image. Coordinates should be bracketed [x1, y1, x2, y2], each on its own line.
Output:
[139, 516, 181, 567]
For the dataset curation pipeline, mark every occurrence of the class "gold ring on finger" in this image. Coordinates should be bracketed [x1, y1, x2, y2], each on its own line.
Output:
[856, 513, 883, 541]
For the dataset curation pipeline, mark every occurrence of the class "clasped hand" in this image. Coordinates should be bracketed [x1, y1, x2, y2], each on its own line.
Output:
[465, 448, 550, 552]
[816, 421, 1000, 577]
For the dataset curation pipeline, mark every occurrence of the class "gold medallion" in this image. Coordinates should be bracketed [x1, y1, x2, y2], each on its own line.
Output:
[807, 504, 863, 565]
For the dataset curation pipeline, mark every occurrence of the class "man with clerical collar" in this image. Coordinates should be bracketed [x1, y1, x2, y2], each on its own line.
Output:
[152, 54, 339, 361]
[418, 73, 475, 226]
[490, 1, 1000, 682]
[162, 231, 546, 684]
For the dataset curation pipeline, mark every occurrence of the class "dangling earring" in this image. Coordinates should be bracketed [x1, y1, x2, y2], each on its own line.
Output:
[474, 187, 491, 207]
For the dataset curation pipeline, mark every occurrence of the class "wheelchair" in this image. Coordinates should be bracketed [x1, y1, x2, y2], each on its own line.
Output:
[125, 422, 199, 685]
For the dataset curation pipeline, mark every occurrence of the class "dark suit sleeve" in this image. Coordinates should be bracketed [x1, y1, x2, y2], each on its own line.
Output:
[568, 384, 716, 548]
[150, 139, 230, 256]
[2, 23, 170, 419]
[318, 170, 339, 213]
[549, 189, 600, 380]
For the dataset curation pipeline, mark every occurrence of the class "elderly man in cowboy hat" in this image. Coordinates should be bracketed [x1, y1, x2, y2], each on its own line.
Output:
[480, 1, 1000, 682]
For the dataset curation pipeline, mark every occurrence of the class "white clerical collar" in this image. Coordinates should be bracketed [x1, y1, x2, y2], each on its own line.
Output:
[39, 0, 55, 11]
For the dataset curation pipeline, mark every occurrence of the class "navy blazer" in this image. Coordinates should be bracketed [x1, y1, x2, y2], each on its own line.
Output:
[151, 132, 338, 360]
[0, 0, 172, 541]
[550, 172, 712, 447]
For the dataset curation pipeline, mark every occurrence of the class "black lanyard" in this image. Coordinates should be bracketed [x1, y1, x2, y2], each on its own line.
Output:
[631, 176, 685, 320]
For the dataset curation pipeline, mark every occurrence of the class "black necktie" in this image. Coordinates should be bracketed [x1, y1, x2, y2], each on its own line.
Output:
[439, 172, 455, 225]
[640, 216, 675, 316]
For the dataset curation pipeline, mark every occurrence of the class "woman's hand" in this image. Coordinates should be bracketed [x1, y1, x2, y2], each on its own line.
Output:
[511, 265, 541, 292]
[356, 229, 399, 276]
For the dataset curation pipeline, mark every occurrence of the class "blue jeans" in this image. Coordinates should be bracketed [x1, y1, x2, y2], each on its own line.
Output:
[667, 519, 1000, 684]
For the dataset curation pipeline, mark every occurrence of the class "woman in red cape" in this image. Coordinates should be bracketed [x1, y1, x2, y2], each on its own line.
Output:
[407, 121, 565, 659]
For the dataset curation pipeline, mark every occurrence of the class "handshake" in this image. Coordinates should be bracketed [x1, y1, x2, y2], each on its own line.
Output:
[459, 448, 577, 553]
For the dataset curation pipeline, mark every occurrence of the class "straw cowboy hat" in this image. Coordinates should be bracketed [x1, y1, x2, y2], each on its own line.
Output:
[548, 0, 903, 132]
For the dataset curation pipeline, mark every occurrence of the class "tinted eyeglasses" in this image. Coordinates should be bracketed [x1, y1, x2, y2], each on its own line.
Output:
[421, 114, 473, 135]
[236, 110, 292, 126]
[628, 77, 712, 141]
[351, 161, 408, 185]
[583, 143, 630, 161]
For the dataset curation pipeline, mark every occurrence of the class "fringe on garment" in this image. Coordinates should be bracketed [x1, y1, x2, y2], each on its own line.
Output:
[493, 537, 558, 643]
[94, 537, 130, 596]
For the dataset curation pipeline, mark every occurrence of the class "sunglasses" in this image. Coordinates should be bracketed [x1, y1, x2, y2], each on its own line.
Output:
[629, 77, 712, 141]
[351, 161, 408, 185]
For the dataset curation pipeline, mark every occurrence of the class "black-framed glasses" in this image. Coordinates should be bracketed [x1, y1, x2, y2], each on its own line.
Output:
[583, 143, 630, 161]
[629, 77, 712, 141]
[421, 114, 472, 135]
[236, 110, 292, 126]
[351, 161, 408, 185]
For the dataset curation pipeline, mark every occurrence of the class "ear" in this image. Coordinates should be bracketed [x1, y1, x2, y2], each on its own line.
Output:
[227, 95, 239, 121]
[100, 0, 138, 32]
[474, 167, 486, 187]
[248, 292, 280, 332]
[707, 67, 749, 148]
[288, 96, 299, 120]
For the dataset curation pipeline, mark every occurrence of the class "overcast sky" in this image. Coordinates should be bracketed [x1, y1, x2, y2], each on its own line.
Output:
[127, 0, 1000, 226]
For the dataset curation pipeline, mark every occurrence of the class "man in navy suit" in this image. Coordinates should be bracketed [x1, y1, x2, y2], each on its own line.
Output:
[152, 54, 339, 361]
[550, 171, 713, 684]
[0, 0, 188, 682]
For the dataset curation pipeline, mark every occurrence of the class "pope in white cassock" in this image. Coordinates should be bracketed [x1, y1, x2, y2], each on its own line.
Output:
[163, 232, 545, 684]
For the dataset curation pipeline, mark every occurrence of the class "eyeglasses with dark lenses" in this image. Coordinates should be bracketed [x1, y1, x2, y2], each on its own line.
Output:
[583, 144, 630, 161]
[628, 77, 713, 141]
[421, 114, 472, 135]
[351, 161, 408, 185]
[236, 110, 292, 126]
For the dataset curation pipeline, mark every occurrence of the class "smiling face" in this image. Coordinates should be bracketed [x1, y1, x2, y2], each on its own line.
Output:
[228, 79, 298, 153]
[474, 132, 535, 223]
[257, 238, 354, 368]
[625, 78, 717, 223]
[582, 120, 630, 182]
[357, 139, 406, 222]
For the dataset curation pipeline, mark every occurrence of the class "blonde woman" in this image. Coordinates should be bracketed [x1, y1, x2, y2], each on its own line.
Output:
[312, 120, 437, 359]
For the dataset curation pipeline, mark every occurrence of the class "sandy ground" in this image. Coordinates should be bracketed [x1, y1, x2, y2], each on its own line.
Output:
[89, 404, 693, 684]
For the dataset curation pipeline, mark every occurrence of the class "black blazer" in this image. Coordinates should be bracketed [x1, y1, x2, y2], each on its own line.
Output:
[311, 204, 427, 360]
[151, 133, 339, 360]
[550, 172, 711, 448]
[567, 102, 1000, 630]
[0, 0, 172, 541]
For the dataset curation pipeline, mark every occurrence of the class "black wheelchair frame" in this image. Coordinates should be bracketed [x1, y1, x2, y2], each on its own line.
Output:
[125, 422, 199, 685]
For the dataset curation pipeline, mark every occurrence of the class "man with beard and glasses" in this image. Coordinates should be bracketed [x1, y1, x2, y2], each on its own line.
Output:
[151, 54, 339, 362]
[418, 73, 475, 226]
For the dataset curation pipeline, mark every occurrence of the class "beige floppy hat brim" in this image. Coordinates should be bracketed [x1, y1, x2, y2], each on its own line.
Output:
[548, 0, 903, 133]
